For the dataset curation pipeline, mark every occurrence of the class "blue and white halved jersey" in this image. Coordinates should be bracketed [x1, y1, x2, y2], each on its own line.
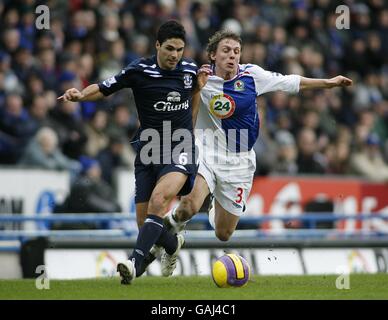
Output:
[195, 64, 301, 153]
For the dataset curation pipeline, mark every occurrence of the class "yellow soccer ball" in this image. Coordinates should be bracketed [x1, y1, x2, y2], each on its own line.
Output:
[211, 254, 251, 288]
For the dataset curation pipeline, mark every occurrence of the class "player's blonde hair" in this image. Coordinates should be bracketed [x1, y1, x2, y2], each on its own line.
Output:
[206, 30, 242, 63]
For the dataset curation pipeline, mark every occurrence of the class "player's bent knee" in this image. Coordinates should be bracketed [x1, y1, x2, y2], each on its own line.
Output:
[178, 197, 197, 220]
[215, 229, 233, 242]
[149, 192, 171, 214]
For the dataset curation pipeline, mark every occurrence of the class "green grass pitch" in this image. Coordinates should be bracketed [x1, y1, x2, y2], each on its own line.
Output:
[1, 274, 388, 300]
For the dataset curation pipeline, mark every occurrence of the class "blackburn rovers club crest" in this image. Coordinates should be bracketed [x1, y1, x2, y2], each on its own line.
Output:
[234, 80, 245, 91]
[209, 93, 236, 119]
[183, 73, 193, 89]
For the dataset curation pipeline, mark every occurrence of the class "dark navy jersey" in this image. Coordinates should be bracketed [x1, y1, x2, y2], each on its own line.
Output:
[98, 55, 198, 135]
[99, 56, 198, 201]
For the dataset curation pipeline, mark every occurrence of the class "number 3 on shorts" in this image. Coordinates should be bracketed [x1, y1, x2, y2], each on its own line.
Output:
[236, 187, 243, 204]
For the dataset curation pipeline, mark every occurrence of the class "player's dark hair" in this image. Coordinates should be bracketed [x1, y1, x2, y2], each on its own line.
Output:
[157, 20, 186, 45]
[206, 30, 242, 63]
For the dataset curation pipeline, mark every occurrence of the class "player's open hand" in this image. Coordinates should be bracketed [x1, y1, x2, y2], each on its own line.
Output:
[57, 88, 83, 102]
[328, 75, 353, 88]
[197, 64, 212, 90]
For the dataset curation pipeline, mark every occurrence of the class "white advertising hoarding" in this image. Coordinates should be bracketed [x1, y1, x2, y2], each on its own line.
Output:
[302, 248, 378, 274]
[0, 169, 70, 230]
[43, 248, 383, 280]
[45, 249, 129, 280]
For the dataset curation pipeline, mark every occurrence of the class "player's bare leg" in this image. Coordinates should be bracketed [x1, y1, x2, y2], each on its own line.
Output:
[136, 202, 148, 227]
[118, 172, 187, 283]
[165, 174, 210, 233]
[158, 175, 209, 276]
[148, 172, 188, 216]
[212, 199, 240, 241]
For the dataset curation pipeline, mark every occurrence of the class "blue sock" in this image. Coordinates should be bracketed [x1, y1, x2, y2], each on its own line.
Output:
[155, 227, 178, 255]
[130, 214, 163, 272]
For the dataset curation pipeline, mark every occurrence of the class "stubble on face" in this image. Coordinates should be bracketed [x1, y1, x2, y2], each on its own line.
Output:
[156, 38, 185, 70]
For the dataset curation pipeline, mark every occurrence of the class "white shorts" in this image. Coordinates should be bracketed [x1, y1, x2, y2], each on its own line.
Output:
[197, 144, 256, 216]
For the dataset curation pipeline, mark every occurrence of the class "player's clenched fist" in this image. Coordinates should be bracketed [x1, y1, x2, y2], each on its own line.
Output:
[197, 64, 212, 90]
[327, 75, 353, 88]
[57, 88, 83, 102]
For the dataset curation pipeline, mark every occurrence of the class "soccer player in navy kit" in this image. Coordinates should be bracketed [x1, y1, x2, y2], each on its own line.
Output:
[58, 21, 200, 284]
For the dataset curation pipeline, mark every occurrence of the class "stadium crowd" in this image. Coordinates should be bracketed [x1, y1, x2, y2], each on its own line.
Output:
[1, 0, 388, 187]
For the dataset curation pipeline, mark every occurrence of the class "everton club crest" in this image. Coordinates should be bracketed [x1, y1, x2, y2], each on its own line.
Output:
[183, 73, 193, 89]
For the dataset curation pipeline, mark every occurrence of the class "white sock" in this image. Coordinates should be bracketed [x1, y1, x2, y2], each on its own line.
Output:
[166, 207, 179, 226]
[167, 206, 188, 230]
[208, 205, 215, 230]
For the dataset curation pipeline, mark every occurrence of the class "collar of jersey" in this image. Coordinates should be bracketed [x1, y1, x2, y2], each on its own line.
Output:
[210, 64, 243, 82]
[151, 55, 181, 73]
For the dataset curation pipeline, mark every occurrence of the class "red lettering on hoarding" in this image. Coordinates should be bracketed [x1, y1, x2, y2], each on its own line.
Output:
[247, 177, 388, 231]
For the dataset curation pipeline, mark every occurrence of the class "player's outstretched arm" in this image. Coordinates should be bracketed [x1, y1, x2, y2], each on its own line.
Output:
[57, 84, 104, 102]
[300, 75, 352, 90]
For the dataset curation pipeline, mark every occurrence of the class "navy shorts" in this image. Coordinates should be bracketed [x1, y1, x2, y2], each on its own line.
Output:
[132, 133, 199, 203]
[134, 160, 198, 203]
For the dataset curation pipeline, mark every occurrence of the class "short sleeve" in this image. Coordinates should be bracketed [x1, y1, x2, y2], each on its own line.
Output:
[248, 64, 301, 96]
[98, 64, 138, 96]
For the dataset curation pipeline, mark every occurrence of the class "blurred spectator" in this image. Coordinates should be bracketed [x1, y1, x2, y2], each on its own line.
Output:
[273, 130, 298, 174]
[343, 37, 369, 77]
[56, 156, 121, 216]
[124, 34, 150, 65]
[280, 46, 304, 75]
[84, 109, 109, 157]
[296, 128, 326, 174]
[36, 48, 57, 91]
[58, 70, 81, 95]
[349, 133, 388, 182]
[25, 73, 45, 105]
[0, 93, 35, 163]
[98, 38, 125, 81]
[353, 72, 383, 111]
[97, 134, 134, 186]
[12, 47, 36, 85]
[191, 1, 216, 48]
[0, 51, 22, 94]
[2, 28, 20, 55]
[28, 94, 54, 132]
[18, 127, 81, 175]
[372, 100, 388, 143]
[0, 71, 5, 107]
[106, 103, 139, 142]
[97, 12, 121, 55]
[49, 100, 87, 160]
[77, 53, 96, 88]
[266, 91, 289, 134]
[253, 105, 277, 176]
[324, 141, 350, 175]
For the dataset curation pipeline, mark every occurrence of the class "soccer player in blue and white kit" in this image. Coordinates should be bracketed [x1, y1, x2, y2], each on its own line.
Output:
[58, 21, 201, 284]
[162, 30, 352, 271]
